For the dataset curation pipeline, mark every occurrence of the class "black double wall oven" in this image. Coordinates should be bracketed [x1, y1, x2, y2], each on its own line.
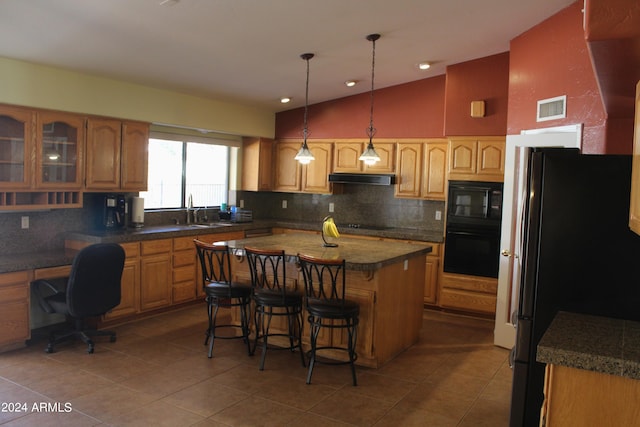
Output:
[443, 180, 503, 278]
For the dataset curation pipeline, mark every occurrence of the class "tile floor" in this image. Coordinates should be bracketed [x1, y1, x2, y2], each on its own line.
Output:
[0, 306, 512, 426]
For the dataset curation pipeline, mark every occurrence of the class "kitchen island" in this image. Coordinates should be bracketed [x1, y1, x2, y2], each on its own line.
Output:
[225, 232, 432, 368]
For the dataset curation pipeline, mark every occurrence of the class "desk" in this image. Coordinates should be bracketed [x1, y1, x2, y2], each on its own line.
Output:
[225, 232, 432, 368]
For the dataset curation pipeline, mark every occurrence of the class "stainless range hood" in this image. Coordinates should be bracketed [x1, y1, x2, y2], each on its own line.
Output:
[328, 173, 395, 186]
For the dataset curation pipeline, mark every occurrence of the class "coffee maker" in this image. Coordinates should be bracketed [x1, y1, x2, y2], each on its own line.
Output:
[104, 194, 126, 230]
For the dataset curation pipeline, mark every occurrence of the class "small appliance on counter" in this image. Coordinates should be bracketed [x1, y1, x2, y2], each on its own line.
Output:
[230, 208, 252, 223]
[130, 196, 144, 228]
[104, 194, 126, 230]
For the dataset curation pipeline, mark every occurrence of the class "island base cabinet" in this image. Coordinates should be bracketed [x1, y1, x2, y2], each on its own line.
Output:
[541, 364, 640, 426]
[0, 271, 30, 351]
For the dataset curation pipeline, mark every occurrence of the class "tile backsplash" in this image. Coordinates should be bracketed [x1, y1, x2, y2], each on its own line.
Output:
[0, 186, 445, 256]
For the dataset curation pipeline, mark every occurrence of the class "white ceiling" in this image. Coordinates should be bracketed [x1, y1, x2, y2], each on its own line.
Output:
[0, 0, 575, 113]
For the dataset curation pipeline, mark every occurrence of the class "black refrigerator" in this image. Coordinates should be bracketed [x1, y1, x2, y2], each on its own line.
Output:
[509, 148, 640, 427]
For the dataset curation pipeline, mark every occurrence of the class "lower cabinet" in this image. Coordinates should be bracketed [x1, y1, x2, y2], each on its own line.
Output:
[0, 271, 30, 350]
[104, 242, 140, 320]
[541, 364, 640, 426]
[172, 236, 197, 304]
[439, 271, 497, 315]
[140, 239, 172, 312]
[424, 244, 440, 305]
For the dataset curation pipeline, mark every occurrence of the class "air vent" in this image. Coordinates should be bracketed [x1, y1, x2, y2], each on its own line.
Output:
[537, 95, 567, 122]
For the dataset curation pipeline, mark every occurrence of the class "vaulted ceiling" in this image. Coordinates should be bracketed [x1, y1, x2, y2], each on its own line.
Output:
[0, 0, 575, 112]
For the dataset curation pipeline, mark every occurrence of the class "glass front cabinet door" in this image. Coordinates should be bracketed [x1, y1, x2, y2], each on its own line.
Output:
[0, 105, 33, 189]
[36, 112, 85, 189]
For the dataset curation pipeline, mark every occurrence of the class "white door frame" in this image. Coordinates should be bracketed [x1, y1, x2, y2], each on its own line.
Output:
[493, 124, 582, 349]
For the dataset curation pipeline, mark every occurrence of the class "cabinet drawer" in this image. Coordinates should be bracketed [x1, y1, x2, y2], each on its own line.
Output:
[441, 272, 497, 293]
[120, 242, 140, 259]
[173, 282, 196, 303]
[0, 271, 30, 287]
[439, 288, 496, 314]
[173, 250, 196, 267]
[173, 236, 195, 251]
[173, 265, 196, 283]
[141, 239, 172, 255]
[33, 265, 72, 280]
[0, 284, 28, 303]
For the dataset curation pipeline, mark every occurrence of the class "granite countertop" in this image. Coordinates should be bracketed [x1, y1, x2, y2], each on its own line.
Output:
[226, 232, 432, 271]
[537, 311, 640, 380]
[0, 219, 442, 274]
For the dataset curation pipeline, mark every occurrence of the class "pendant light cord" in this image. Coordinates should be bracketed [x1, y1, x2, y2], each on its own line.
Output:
[366, 34, 380, 141]
[301, 53, 314, 142]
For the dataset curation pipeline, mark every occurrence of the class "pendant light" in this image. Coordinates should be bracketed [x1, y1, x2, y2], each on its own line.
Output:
[295, 53, 315, 165]
[359, 33, 381, 166]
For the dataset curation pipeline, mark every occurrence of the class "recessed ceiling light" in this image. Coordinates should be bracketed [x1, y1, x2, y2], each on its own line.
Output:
[345, 80, 357, 87]
[418, 62, 431, 70]
[280, 97, 291, 104]
[159, 0, 179, 6]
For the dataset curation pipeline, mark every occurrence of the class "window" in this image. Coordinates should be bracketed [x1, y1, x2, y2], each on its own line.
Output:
[141, 135, 231, 209]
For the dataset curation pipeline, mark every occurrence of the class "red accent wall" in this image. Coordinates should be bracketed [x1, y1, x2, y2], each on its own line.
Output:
[275, 75, 447, 139]
[444, 52, 510, 136]
[507, 2, 610, 153]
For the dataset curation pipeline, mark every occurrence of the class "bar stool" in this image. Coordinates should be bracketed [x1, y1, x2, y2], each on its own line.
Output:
[297, 253, 360, 386]
[194, 239, 252, 358]
[244, 246, 305, 370]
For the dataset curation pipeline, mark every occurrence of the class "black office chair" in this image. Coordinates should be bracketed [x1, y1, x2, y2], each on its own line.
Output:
[32, 243, 125, 354]
[297, 253, 359, 386]
[194, 239, 252, 358]
[245, 246, 305, 370]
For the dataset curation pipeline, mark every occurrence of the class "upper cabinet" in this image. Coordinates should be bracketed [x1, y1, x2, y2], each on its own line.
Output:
[120, 121, 149, 191]
[36, 111, 85, 189]
[242, 137, 273, 191]
[85, 118, 148, 191]
[273, 140, 332, 194]
[448, 137, 505, 182]
[333, 140, 395, 173]
[0, 105, 33, 189]
[629, 81, 640, 235]
[395, 139, 448, 200]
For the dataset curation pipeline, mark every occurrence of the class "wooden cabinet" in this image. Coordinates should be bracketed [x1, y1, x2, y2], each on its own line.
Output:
[273, 141, 301, 191]
[273, 140, 333, 193]
[0, 271, 30, 351]
[121, 121, 149, 191]
[0, 105, 83, 210]
[541, 364, 640, 426]
[424, 243, 440, 305]
[333, 140, 395, 173]
[36, 111, 85, 189]
[448, 137, 505, 182]
[85, 118, 149, 191]
[439, 270, 497, 315]
[302, 142, 332, 193]
[140, 239, 172, 311]
[0, 105, 33, 189]
[395, 139, 448, 200]
[242, 137, 273, 191]
[172, 236, 197, 304]
[104, 242, 140, 320]
[630, 81, 640, 235]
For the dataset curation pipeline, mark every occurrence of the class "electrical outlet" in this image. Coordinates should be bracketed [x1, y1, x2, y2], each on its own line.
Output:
[21, 216, 29, 229]
[282, 200, 287, 209]
[239, 199, 244, 208]
[435, 210, 442, 221]
[329, 202, 334, 213]
[403, 259, 409, 271]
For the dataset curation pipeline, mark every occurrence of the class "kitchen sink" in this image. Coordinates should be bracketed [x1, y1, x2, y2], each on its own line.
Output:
[189, 222, 234, 228]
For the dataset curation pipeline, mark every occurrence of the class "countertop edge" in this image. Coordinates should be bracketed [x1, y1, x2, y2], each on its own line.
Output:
[537, 311, 640, 380]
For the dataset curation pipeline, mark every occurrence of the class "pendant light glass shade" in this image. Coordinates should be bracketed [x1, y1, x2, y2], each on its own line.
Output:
[295, 53, 315, 164]
[359, 33, 381, 165]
